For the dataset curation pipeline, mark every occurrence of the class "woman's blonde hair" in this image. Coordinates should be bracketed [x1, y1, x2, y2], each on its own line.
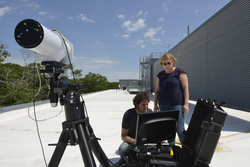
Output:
[160, 53, 177, 66]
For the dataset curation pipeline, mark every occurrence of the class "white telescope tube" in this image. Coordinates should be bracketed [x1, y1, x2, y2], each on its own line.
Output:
[14, 19, 74, 65]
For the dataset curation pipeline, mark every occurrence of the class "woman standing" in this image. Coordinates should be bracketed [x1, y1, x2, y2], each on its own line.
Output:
[154, 53, 189, 144]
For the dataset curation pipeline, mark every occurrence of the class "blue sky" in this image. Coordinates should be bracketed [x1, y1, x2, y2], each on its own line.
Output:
[0, 0, 231, 82]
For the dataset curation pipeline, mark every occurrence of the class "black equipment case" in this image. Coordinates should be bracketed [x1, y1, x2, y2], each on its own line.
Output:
[181, 98, 228, 167]
[131, 98, 228, 167]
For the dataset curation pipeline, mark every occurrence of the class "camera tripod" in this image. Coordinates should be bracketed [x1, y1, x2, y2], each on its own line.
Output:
[41, 61, 111, 167]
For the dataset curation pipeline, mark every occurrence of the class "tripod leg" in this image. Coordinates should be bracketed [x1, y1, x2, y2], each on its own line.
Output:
[87, 124, 112, 167]
[48, 131, 69, 167]
[76, 123, 97, 167]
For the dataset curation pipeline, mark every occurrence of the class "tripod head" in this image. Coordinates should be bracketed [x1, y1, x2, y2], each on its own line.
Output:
[40, 61, 86, 107]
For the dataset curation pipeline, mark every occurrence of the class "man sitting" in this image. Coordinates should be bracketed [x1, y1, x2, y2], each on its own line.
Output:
[117, 92, 153, 165]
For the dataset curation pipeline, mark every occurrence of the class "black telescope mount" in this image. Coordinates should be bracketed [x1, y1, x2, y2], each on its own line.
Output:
[40, 61, 112, 167]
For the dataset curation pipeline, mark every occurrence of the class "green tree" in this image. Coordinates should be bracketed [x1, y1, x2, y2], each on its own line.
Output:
[0, 40, 11, 63]
[107, 82, 119, 89]
[73, 69, 83, 81]
[0, 63, 32, 105]
[60, 64, 82, 82]
[60, 63, 73, 79]
[0, 48, 49, 107]
[83, 72, 108, 93]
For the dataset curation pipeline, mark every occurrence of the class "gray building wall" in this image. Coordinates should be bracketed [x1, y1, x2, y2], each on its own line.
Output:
[152, 0, 250, 111]
[140, 52, 164, 93]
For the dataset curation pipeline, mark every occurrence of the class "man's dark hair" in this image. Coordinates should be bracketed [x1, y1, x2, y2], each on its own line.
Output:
[133, 92, 150, 107]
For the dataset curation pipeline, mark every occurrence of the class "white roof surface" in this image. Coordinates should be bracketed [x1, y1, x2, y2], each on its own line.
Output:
[0, 89, 249, 167]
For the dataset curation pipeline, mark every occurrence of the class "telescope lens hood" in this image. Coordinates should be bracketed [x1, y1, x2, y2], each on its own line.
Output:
[14, 19, 44, 48]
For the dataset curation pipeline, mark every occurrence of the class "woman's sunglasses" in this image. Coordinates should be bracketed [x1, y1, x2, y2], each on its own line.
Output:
[163, 62, 171, 66]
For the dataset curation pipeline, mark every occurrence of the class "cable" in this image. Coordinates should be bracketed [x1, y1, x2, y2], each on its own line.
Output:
[34, 62, 42, 98]
[169, 142, 193, 155]
[83, 101, 89, 118]
[28, 105, 64, 122]
[169, 142, 194, 167]
[58, 31, 90, 118]
[32, 62, 48, 167]
[27, 62, 63, 122]
[44, 77, 50, 99]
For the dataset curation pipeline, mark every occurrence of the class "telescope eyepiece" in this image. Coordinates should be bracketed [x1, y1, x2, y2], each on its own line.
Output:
[14, 19, 44, 48]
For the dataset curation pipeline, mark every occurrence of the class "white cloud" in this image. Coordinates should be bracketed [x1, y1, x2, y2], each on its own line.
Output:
[141, 45, 146, 48]
[49, 16, 57, 20]
[20, 0, 39, 9]
[68, 17, 74, 20]
[121, 34, 130, 39]
[161, 2, 169, 11]
[19, 10, 25, 15]
[151, 38, 161, 45]
[0, 6, 10, 17]
[94, 41, 102, 45]
[144, 11, 148, 16]
[122, 18, 146, 32]
[137, 11, 143, 16]
[94, 59, 118, 64]
[144, 27, 162, 39]
[128, 19, 146, 32]
[162, 30, 165, 34]
[168, 37, 176, 40]
[122, 20, 131, 27]
[137, 39, 144, 45]
[117, 15, 124, 19]
[158, 17, 164, 22]
[26, 2, 40, 8]
[38, 11, 47, 16]
[195, 10, 200, 13]
[77, 14, 95, 23]
[37, 12, 57, 19]
[74, 56, 119, 65]
[115, 33, 119, 37]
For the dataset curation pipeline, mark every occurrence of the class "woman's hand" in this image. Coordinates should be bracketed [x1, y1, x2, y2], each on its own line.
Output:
[182, 104, 189, 115]
[154, 105, 159, 112]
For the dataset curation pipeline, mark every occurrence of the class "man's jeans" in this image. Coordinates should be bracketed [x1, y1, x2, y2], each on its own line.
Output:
[159, 105, 185, 144]
[118, 141, 130, 156]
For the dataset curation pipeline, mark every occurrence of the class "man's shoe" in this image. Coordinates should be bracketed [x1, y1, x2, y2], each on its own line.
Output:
[115, 157, 125, 166]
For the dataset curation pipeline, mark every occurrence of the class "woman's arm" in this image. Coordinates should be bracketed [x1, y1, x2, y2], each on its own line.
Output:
[154, 77, 160, 112]
[180, 73, 189, 115]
